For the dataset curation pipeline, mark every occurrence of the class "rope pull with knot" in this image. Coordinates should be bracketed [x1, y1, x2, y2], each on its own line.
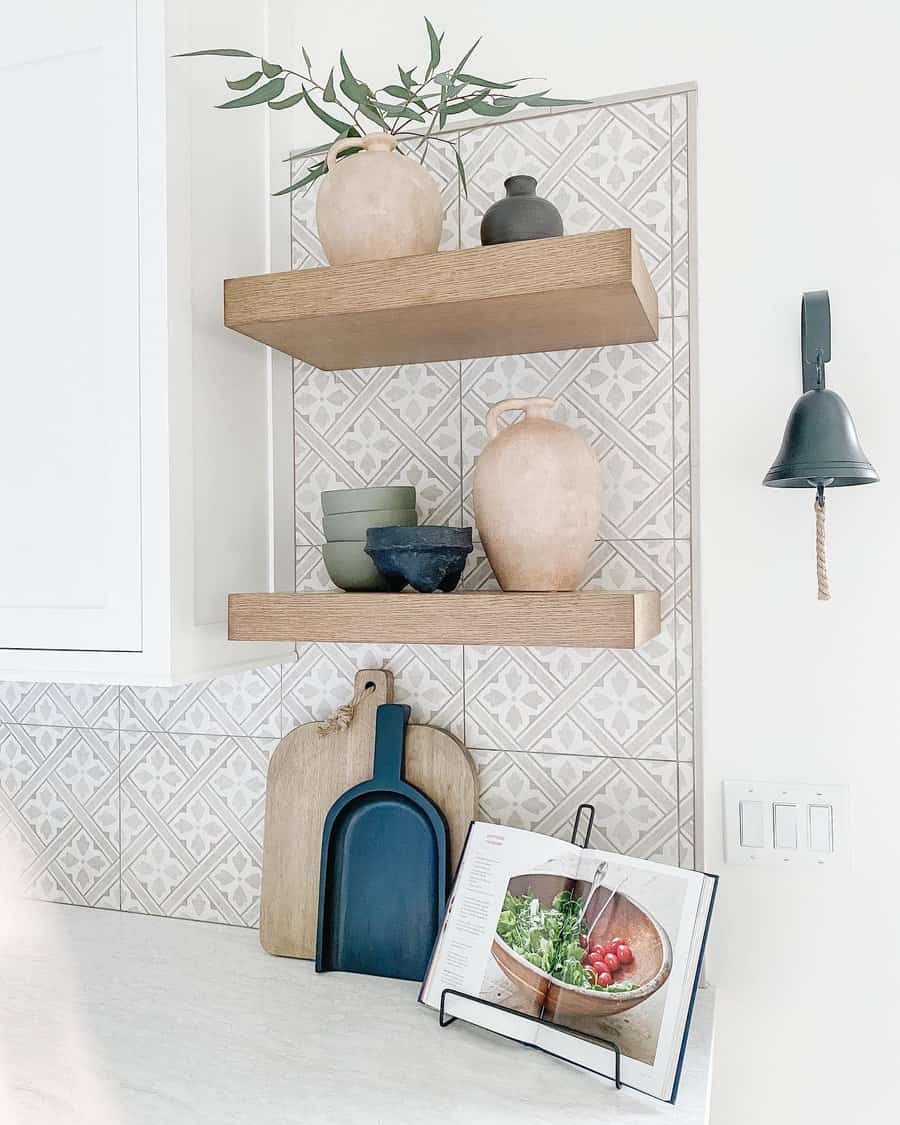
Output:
[815, 485, 831, 602]
[316, 679, 376, 736]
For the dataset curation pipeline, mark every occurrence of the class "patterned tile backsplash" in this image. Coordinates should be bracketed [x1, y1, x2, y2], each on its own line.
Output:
[0, 88, 696, 928]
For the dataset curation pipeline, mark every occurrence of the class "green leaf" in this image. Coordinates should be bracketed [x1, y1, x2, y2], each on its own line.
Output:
[455, 73, 523, 89]
[337, 56, 386, 129]
[338, 53, 381, 107]
[261, 59, 282, 78]
[354, 98, 388, 128]
[453, 146, 468, 198]
[522, 94, 591, 107]
[451, 37, 481, 80]
[269, 90, 305, 110]
[174, 48, 256, 58]
[444, 90, 492, 114]
[302, 45, 312, 73]
[216, 76, 285, 108]
[302, 87, 355, 132]
[382, 84, 411, 99]
[438, 82, 448, 128]
[398, 65, 417, 89]
[226, 70, 262, 91]
[469, 99, 515, 117]
[323, 68, 337, 102]
[489, 94, 532, 109]
[339, 51, 360, 88]
[272, 160, 327, 196]
[373, 102, 426, 123]
[424, 17, 441, 78]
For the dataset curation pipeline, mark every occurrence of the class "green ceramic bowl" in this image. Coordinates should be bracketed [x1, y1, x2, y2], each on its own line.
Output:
[321, 485, 416, 516]
[322, 541, 392, 592]
[324, 507, 417, 542]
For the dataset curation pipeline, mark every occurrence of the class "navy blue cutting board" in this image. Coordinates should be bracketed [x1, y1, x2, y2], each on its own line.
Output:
[316, 704, 449, 982]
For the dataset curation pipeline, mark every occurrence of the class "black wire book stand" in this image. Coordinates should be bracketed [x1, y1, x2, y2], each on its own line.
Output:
[437, 803, 623, 1089]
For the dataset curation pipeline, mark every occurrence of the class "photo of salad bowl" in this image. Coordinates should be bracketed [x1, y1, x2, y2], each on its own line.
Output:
[491, 872, 672, 1020]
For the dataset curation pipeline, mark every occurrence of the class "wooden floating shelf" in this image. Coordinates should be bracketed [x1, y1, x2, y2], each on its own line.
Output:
[228, 591, 661, 650]
[224, 230, 658, 370]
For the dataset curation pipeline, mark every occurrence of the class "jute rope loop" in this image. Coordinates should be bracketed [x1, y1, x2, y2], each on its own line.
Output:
[815, 492, 831, 602]
[317, 680, 376, 736]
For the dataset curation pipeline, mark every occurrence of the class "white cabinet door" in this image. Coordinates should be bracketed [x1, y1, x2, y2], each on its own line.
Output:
[0, 1, 141, 651]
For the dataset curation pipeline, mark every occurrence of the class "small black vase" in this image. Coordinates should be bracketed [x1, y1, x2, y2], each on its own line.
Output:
[480, 175, 564, 246]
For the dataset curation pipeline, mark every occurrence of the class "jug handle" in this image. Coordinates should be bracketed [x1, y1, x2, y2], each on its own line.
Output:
[485, 397, 555, 439]
[326, 132, 398, 171]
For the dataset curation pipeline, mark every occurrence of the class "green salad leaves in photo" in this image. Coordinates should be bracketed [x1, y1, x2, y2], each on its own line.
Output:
[497, 889, 638, 993]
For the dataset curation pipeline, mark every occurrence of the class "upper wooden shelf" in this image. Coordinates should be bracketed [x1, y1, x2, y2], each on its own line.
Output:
[224, 230, 658, 371]
[228, 590, 661, 650]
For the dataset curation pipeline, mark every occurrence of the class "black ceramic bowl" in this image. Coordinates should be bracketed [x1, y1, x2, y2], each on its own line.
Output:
[365, 526, 474, 593]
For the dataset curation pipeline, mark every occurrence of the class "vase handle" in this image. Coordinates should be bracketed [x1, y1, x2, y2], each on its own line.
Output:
[485, 397, 555, 439]
[326, 132, 398, 171]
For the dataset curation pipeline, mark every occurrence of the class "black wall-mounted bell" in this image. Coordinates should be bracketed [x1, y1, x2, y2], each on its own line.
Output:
[763, 291, 878, 599]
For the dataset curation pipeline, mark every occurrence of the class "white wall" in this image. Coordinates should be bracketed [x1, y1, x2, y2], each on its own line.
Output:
[263, 3, 900, 1120]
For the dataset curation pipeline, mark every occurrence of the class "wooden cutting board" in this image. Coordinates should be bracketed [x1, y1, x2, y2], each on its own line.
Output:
[260, 668, 478, 959]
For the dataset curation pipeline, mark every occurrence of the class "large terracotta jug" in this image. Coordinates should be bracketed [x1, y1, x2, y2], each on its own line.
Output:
[316, 133, 442, 266]
[473, 398, 599, 591]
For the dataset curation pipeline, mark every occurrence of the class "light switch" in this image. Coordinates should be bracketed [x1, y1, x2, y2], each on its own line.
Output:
[724, 781, 847, 866]
[808, 804, 833, 852]
[739, 800, 766, 848]
[773, 803, 798, 849]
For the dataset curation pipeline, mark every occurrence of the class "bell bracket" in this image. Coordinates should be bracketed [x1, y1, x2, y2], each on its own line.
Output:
[801, 290, 831, 393]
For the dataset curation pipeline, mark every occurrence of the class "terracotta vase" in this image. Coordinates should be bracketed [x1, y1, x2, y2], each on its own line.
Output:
[315, 133, 443, 266]
[473, 397, 599, 591]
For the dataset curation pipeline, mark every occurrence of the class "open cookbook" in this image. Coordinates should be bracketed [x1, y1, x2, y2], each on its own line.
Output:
[419, 821, 717, 1103]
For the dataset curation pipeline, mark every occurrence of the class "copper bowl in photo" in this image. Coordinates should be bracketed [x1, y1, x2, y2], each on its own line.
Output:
[491, 872, 672, 1019]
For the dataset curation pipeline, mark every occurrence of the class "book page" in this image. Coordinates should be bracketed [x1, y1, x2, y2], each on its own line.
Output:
[420, 822, 584, 1019]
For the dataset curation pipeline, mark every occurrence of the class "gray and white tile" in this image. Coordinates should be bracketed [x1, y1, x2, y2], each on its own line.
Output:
[473, 748, 679, 862]
[295, 545, 333, 592]
[282, 643, 464, 740]
[459, 98, 672, 313]
[673, 539, 694, 766]
[671, 94, 689, 317]
[120, 731, 275, 926]
[0, 724, 119, 907]
[673, 317, 691, 538]
[294, 360, 462, 544]
[121, 667, 282, 739]
[0, 681, 118, 729]
[464, 541, 676, 759]
[678, 761, 695, 869]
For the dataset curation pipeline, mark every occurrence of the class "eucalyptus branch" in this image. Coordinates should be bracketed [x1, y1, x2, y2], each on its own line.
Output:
[176, 20, 588, 197]
[278, 64, 362, 130]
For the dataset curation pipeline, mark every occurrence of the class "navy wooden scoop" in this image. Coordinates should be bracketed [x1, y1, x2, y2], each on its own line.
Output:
[315, 703, 449, 981]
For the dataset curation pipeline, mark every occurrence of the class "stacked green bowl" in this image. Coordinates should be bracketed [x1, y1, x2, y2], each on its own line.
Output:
[321, 486, 417, 591]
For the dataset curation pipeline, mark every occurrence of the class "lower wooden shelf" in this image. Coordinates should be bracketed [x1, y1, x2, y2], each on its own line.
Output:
[228, 591, 661, 649]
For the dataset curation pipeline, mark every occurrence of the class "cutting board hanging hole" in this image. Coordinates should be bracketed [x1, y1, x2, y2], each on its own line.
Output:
[317, 677, 378, 736]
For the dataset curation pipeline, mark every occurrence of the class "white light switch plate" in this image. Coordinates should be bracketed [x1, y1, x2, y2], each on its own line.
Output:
[723, 780, 849, 867]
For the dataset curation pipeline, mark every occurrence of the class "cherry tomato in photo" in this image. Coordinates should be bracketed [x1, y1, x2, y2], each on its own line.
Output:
[603, 952, 620, 972]
[616, 944, 634, 965]
[581, 951, 593, 966]
[596, 970, 613, 988]
[608, 937, 625, 950]
[588, 952, 607, 971]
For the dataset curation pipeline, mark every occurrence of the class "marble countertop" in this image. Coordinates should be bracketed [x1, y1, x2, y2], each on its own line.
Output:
[0, 902, 714, 1124]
